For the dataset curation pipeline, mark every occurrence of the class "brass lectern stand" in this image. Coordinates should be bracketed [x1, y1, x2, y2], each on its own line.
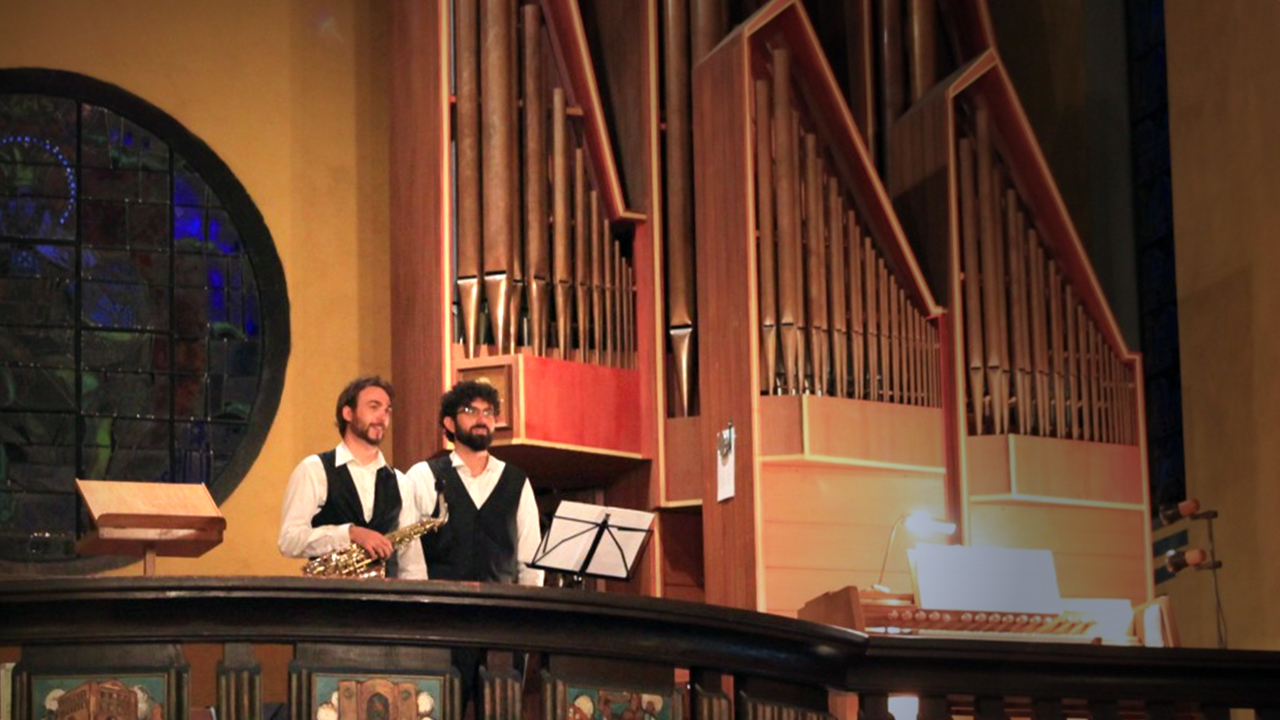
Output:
[75, 479, 226, 575]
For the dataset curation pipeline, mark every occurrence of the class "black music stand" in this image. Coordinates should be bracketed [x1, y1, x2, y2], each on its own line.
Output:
[531, 500, 654, 582]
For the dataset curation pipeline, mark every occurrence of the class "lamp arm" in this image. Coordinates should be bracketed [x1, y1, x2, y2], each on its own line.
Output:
[875, 514, 907, 588]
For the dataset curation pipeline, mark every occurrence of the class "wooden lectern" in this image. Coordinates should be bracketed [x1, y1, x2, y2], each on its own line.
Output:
[75, 479, 226, 575]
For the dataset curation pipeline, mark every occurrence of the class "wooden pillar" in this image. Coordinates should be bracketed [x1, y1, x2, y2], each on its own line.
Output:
[390, 0, 452, 463]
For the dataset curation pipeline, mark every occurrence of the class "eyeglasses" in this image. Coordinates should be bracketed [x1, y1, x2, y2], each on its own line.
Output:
[458, 405, 496, 418]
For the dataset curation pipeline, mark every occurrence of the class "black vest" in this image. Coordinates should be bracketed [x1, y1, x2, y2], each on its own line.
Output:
[310, 449, 402, 535]
[421, 455, 525, 583]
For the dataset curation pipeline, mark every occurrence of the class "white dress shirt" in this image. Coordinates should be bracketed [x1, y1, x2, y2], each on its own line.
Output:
[401, 451, 544, 585]
[278, 442, 427, 579]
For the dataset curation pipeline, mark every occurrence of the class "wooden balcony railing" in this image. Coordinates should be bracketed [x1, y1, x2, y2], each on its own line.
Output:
[3, 579, 1280, 720]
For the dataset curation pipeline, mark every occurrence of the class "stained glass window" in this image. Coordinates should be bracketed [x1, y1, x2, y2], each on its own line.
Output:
[0, 70, 288, 571]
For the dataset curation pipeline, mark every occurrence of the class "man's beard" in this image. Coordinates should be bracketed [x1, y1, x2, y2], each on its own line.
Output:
[455, 425, 492, 451]
[351, 418, 386, 446]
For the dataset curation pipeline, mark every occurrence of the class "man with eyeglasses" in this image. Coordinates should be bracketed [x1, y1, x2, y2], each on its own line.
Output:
[401, 379, 544, 585]
[403, 380, 544, 714]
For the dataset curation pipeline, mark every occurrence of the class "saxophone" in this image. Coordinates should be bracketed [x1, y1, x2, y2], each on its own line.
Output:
[302, 496, 449, 579]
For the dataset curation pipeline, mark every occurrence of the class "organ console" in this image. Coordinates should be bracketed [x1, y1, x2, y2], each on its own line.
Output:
[799, 544, 1149, 645]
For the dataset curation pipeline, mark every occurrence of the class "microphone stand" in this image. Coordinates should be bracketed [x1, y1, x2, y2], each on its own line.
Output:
[1192, 510, 1228, 649]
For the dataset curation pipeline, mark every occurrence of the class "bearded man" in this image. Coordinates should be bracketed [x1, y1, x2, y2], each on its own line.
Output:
[405, 380, 544, 586]
[278, 376, 425, 578]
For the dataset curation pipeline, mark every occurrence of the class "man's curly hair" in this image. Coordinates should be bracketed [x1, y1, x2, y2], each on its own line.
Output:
[439, 380, 501, 441]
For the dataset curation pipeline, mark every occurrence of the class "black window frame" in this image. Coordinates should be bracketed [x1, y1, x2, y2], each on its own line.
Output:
[0, 68, 290, 575]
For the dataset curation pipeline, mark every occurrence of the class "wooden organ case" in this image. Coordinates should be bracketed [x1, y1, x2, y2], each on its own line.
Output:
[691, 0, 1152, 617]
[887, 4, 1152, 605]
[388, 0, 1153, 617]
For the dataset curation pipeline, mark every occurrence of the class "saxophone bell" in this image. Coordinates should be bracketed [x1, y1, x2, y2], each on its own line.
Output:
[301, 496, 449, 579]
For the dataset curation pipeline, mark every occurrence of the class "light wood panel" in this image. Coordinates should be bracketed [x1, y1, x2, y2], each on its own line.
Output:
[760, 463, 947, 614]
[760, 395, 946, 468]
[760, 464, 946, 524]
[763, 521, 928, 572]
[966, 434, 1144, 504]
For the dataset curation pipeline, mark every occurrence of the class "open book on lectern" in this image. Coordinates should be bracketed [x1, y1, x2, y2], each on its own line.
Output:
[531, 501, 654, 580]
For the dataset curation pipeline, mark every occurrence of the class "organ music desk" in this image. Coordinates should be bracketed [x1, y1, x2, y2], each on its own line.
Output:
[799, 544, 1169, 646]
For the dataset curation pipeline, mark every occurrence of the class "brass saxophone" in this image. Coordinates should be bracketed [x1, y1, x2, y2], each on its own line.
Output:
[302, 497, 449, 579]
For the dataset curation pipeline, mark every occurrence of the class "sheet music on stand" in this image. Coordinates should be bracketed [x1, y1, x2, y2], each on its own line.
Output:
[531, 501, 654, 580]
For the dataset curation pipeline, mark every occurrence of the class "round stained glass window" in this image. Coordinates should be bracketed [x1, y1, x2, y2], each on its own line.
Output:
[0, 69, 289, 573]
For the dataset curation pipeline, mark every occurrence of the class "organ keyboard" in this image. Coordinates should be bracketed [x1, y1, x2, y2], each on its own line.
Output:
[856, 590, 1106, 642]
[799, 587, 1140, 645]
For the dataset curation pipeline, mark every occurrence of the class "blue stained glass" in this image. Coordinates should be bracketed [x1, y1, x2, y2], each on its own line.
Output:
[227, 293, 243, 329]
[0, 195, 76, 240]
[173, 177, 203, 206]
[81, 280, 165, 330]
[229, 340, 259, 376]
[173, 157, 208, 206]
[34, 244, 73, 273]
[173, 420, 213, 484]
[208, 289, 227, 322]
[10, 247, 40, 276]
[87, 290, 136, 327]
[1, 85, 278, 566]
[207, 209, 240, 253]
[244, 292, 260, 337]
[174, 205, 204, 247]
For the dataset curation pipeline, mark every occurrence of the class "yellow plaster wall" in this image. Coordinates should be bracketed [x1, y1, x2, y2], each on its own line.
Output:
[1165, 0, 1280, 650]
[0, 0, 394, 576]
